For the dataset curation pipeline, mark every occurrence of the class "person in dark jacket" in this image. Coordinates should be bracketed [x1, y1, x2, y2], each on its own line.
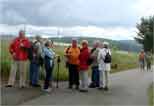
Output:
[89, 40, 100, 88]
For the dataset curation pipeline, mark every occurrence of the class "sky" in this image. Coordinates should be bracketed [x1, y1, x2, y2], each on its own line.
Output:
[0, 0, 154, 40]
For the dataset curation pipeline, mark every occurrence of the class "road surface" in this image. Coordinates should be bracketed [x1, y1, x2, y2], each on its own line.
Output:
[20, 68, 153, 106]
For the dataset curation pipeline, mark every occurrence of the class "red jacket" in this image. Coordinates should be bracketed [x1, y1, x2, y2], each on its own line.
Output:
[79, 47, 90, 71]
[9, 37, 31, 61]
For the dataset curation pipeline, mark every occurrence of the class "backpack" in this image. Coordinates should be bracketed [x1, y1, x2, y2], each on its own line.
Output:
[28, 41, 44, 66]
[104, 50, 111, 63]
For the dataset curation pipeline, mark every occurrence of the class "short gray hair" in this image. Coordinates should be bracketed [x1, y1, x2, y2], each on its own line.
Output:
[81, 40, 88, 45]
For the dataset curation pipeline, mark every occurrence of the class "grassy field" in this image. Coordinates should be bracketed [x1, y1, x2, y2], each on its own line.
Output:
[1, 39, 138, 81]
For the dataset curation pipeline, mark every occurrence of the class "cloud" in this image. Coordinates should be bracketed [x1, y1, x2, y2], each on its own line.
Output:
[1, 0, 152, 27]
[0, 0, 153, 40]
[0, 24, 137, 40]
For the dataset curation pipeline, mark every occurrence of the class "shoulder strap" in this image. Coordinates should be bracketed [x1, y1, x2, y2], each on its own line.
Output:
[91, 48, 96, 54]
[66, 46, 71, 53]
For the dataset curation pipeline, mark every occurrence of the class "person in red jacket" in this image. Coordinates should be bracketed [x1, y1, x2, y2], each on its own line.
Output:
[79, 40, 90, 92]
[6, 30, 31, 88]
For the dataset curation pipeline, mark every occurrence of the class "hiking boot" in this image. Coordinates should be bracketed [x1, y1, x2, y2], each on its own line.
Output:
[79, 89, 88, 92]
[32, 84, 41, 87]
[98, 87, 103, 90]
[89, 83, 96, 88]
[5, 85, 13, 88]
[103, 87, 109, 91]
[75, 86, 79, 90]
[20, 86, 26, 89]
[43, 88, 52, 93]
[68, 85, 73, 89]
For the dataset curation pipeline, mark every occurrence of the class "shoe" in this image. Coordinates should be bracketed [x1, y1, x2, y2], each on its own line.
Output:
[20, 86, 26, 88]
[43, 88, 52, 92]
[79, 89, 88, 92]
[68, 85, 73, 89]
[103, 87, 109, 91]
[89, 83, 96, 88]
[29, 82, 32, 86]
[98, 87, 103, 90]
[5, 85, 13, 87]
[75, 86, 79, 90]
[32, 84, 41, 87]
[96, 84, 100, 88]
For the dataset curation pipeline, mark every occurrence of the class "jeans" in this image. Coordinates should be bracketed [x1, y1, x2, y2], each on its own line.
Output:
[29, 62, 39, 85]
[44, 58, 54, 89]
[91, 66, 100, 87]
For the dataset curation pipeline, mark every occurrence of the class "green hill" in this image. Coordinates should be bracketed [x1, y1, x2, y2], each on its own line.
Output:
[50, 37, 142, 52]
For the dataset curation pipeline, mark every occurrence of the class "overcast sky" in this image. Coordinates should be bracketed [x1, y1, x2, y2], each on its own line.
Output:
[0, 0, 153, 40]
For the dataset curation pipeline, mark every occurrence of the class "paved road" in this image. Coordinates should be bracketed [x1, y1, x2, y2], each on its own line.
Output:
[20, 68, 153, 106]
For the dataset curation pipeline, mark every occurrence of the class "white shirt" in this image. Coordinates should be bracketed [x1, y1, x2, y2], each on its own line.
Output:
[98, 48, 111, 71]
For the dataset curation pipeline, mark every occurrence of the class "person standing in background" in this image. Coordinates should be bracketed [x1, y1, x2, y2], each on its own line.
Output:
[139, 50, 145, 71]
[145, 51, 152, 71]
[6, 30, 31, 88]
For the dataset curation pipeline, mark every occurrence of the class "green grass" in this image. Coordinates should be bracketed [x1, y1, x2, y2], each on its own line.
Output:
[1, 39, 138, 81]
[148, 83, 154, 106]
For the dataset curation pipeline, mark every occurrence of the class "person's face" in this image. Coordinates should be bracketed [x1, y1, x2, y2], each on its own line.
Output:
[99, 43, 104, 48]
[82, 43, 87, 48]
[93, 42, 99, 48]
[72, 40, 77, 47]
[19, 31, 25, 38]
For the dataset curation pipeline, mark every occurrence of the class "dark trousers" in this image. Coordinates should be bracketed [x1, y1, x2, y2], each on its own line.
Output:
[68, 64, 79, 87]
[147, 62, 151, 70]
[44, 59, 54, 89]
[29, 62, 39, 85]
[91, 66, 100, 87]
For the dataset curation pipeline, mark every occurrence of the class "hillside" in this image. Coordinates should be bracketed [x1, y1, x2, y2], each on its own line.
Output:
[0, 35, 142, 52]
[50, 37, 142, 52]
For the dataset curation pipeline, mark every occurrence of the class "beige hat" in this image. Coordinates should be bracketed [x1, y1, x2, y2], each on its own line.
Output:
[103, 41, 109, 46]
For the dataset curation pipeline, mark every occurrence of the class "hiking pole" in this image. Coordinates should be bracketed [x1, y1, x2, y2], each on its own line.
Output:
[56, 55, 61, 88]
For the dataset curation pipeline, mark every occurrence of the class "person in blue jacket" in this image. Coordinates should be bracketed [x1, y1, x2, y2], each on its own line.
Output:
[43, 40, 55, 92]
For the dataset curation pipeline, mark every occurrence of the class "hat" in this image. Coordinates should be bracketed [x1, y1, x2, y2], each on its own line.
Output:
[103, 41, 109, 45]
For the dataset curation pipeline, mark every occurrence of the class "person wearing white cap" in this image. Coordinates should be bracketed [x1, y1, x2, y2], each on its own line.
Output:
[98, 41, 111, 91]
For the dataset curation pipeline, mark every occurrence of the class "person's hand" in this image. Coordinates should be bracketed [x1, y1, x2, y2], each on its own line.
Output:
[12, 53, 17, 59]
[20, 43, 24, 47]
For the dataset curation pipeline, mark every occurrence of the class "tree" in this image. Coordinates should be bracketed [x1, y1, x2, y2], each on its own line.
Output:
[135, 16, 154, 52]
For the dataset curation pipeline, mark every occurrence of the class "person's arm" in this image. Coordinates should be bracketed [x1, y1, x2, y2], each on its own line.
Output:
[9, 39, 17, 59]
[97, 50, 101, 63]
[9, 41, 15, 55]
[44, 48, 55, 59]
[21, 38, 31, 48]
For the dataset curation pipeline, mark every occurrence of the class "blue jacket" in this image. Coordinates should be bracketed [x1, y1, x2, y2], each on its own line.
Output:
[43, 47, 55, 70]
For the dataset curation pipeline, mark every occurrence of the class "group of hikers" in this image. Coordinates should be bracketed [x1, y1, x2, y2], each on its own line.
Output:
[5, 30, 112, 92]
[138, 50, 153, 71]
